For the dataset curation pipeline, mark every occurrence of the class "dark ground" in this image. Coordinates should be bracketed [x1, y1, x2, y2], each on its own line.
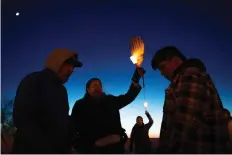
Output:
[1, 134, 159, 154]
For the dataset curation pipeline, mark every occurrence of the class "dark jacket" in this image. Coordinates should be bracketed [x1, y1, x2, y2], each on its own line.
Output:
[130, 113, 153, 153]
[12, 48, 80, 154]
[71, 83, 141, 153]
[12, 69, 71, 154]
[158, 58, 229, 154]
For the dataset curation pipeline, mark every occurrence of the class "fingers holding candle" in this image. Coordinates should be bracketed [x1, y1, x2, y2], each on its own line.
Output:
[131, 67, 145, 83]
[137, 67, 146, 77]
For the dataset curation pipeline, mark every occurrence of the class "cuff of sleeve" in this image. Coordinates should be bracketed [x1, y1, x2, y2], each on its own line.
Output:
[131, 82, 142, 89]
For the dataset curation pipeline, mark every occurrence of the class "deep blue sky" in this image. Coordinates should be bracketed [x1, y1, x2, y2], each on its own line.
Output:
[2, 0, 232, 137]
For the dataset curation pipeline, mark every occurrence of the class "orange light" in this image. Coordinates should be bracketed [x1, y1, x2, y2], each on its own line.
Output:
[130, 36, 144, 67]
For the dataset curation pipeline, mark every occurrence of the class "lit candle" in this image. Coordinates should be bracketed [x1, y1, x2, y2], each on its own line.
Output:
[144, 101, 148, 111]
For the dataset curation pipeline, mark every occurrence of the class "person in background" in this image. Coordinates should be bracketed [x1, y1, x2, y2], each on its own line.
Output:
[71, 67, 145, 154]
[129, 111, 153, 154]
[12, 48, 83, 154]
[151, 46, 229, 153]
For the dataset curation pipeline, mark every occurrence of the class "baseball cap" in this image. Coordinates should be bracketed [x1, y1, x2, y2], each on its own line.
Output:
[64, 54, 83, 67]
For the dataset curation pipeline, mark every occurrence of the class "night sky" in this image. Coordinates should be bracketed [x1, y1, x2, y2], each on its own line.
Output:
[2, 0, 232, 137]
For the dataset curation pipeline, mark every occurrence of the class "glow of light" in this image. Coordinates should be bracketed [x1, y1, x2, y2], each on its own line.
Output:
[130, 36, 144, 67]
[144, 101, 148, 108]
[16, 12, 20, 16]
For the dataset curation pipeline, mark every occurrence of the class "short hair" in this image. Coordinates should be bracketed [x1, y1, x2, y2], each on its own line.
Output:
[86, 78, 102, 92]
[151, 46, 187, 70]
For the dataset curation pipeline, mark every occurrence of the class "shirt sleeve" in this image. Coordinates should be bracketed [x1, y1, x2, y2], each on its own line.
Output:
[145, 113, 154, 129]
[110, 83, 142, 109]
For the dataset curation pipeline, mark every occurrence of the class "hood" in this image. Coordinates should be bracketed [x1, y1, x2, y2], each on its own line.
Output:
[172, 58, 206, 79]
[45, 48, 77, 74]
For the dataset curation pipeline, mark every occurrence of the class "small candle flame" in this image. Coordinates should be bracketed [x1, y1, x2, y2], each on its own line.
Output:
[144, 101, 148, 108]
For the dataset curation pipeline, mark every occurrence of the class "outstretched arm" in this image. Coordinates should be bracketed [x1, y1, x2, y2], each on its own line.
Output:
[111, 67, 145, 109]
[145, 111, 154, 129]
[113, 82, 142, 109]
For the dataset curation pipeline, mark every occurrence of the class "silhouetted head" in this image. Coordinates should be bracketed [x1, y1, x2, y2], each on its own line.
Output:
[151, 46, 186, 81]
[136, 116, 143, 126]
[45, 48, 83, 83]
[86, 78, 103, 98]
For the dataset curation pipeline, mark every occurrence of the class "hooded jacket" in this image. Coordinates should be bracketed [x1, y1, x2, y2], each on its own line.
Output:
[13, 49, 76, 154]
[158, 58, 229, 154]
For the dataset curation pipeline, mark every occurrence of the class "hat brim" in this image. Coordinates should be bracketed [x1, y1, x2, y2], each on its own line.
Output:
[73, 61, 83, 67]
[65, 58, 83, 67]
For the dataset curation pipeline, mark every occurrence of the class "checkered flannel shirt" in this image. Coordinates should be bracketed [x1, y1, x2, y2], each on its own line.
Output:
[158, 71, 229, 153]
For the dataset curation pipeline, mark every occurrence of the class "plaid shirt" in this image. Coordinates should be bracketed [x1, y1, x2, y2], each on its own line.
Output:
[158, 68, 229, 153]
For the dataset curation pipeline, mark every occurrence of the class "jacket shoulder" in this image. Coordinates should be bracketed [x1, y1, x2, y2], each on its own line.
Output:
[19, 71, 43, 88]
[71, 98, 85, 117]
[107, 94, 116, 98]
[75, 98, 85, 104]
[73, 98, 85, 109]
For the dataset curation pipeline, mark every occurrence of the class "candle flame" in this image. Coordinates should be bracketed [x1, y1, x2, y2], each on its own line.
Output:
[130, 36, 144, 67]
[144, 101, 148, 108]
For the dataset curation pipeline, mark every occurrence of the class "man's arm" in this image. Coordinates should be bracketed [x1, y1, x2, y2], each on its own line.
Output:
[71, 101, 87, 143]
[172, 74, 209, 153]
[202, 75, 230, 153]
[13, 76, 52, 153]
[112, 82, 142, 109]
[145, 111, 154, 129]
[71, 101, 83, 133]
[71, 101, 87, 153]
[111, 67, 145, 109]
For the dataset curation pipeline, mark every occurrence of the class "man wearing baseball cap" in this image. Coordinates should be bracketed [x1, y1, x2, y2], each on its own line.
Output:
[12, 48, 83, 154]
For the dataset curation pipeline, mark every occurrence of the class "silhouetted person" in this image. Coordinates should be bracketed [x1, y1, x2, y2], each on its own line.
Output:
[151, 46, 229, 153]
[129, 111, 153, 154]
[71, 67, 145, 154]
[12, 49, 83, 154]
